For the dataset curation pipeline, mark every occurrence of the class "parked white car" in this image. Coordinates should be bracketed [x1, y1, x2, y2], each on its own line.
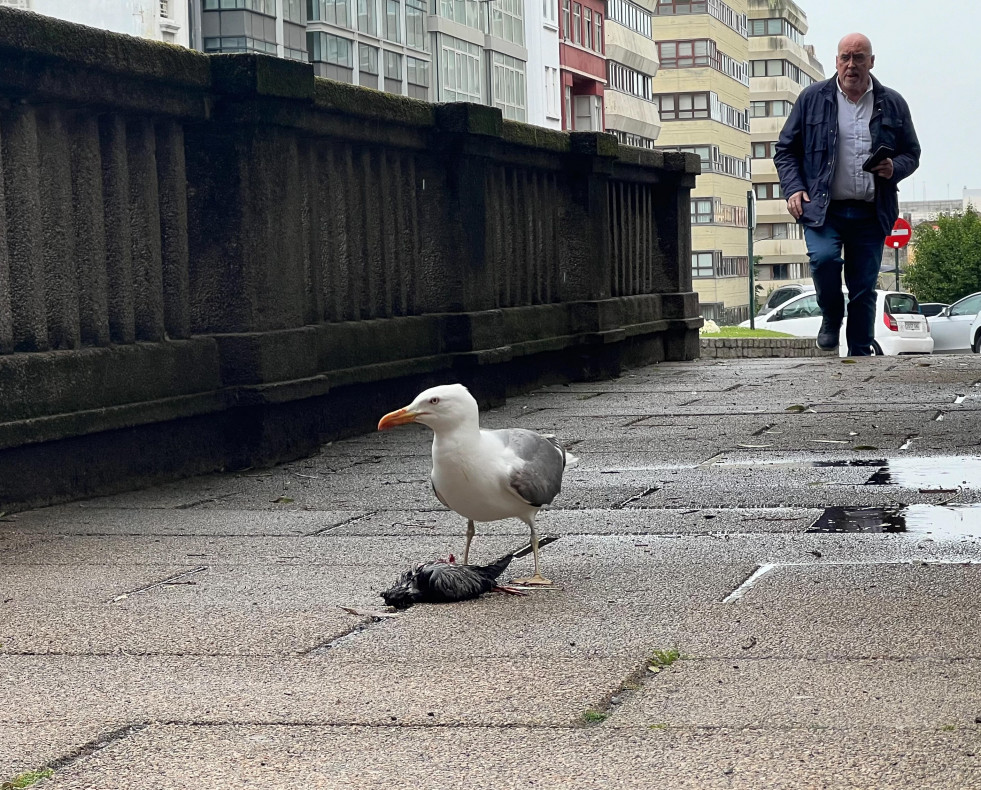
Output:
[925, 291, 981, 353]
[755, 283, 815, 318]
[740, 290, 934, 356]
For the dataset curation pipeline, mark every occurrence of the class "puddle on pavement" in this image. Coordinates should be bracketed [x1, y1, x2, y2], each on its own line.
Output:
[811, 459, 887, 468]
[861, 456, 981, 488]
[807, 504, 981, 540]
[723, 455, 981, 489]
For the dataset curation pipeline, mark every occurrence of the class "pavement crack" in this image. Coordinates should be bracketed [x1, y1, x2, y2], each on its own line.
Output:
[306, 512, 377, 536]
[303, 618, 391, 656]
[107, 566, 209, 603]
[614, 486, 660, 508]
[25, 723, 148, 780]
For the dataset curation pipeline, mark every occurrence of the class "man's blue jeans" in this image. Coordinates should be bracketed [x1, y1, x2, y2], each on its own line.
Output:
[803, 201, 885, 356]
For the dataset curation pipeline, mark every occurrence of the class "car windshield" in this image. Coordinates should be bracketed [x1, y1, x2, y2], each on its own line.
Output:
[885, 294, 919, 315]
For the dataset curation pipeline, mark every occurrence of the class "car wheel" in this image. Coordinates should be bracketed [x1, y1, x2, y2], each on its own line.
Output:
[973, 332, 981, 354]
[870, 341, 883, 356]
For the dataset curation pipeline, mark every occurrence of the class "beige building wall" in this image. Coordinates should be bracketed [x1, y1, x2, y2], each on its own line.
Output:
[748, 0, 824, 312]
[652, 2, 753, 323]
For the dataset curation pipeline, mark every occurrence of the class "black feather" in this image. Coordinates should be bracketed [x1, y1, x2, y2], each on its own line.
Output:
[380, 553, 514, 609]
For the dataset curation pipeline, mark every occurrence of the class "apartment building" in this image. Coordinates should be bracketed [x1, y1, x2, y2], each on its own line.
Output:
[526, 0, 563, 129]
[604, 0, 659, 147]
[4, 0, 188, 45]
[198, 0, 307, 61]
[747, 0, 824, 305]
[557, 0, 607, 130]
[305, 0, 534, 118]
[650, 0, 752, 324]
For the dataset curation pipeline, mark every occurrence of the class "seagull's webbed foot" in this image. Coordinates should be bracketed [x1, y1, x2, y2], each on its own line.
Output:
[492, 585, 528, 596]
[511, 573, 553, 586]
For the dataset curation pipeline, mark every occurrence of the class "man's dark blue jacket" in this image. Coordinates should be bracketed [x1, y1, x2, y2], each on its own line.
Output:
[773, 74, 920, 237]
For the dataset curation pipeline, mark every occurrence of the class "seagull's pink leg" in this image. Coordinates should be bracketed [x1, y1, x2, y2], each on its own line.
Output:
[462, 519, 475, 565]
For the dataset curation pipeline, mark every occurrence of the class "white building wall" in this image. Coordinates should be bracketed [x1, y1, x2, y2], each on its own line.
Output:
[523, 0, 561, 130]
[24, 0, 189, 47]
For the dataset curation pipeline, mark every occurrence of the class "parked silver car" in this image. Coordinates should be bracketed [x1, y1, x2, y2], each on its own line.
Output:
[927, 292, 981, 353]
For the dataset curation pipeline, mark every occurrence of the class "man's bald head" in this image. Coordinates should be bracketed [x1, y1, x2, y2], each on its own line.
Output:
[836, 33, 875, 101]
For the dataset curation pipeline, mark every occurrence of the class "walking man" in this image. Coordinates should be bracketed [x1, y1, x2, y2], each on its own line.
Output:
[774, 33, 920, 355]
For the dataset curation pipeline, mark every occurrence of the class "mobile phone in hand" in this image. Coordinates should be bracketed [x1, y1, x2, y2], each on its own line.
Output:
[862, 145, 894, 172]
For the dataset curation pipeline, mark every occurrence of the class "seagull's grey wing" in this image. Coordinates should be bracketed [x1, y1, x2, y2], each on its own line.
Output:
[492, 428, 566, 506]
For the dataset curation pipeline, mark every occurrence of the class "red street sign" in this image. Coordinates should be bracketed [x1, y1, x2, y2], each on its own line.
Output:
[886, 217, 913, 249]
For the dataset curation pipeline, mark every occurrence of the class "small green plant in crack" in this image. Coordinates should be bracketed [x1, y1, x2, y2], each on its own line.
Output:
[583, 709, 609, 724]
[647, 648, 681, 673]
[648, 722, 669, 731]
[941, 724, 958, 732]
[2, 768, 54, 790]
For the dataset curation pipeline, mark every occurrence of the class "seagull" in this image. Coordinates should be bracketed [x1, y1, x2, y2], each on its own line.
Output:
[380, 552, 523, 609]
[377, 384, 576, 585]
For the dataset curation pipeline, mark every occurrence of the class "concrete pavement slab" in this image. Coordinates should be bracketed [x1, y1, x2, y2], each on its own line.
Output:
[609, 657, 981, 729]
[29, 723, 981, 790]
[0, 653, 637, 729]
[4, 508, 362, 536]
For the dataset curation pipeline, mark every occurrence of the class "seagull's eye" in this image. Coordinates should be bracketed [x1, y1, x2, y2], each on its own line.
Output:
[429, 397, 440, 405]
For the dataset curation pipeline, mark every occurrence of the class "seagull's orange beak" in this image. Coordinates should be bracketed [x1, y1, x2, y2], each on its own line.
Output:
[378, 407, 418, 430]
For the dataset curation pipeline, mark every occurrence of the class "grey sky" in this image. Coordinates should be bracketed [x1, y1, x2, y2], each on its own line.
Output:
[797, 0, 981, 202]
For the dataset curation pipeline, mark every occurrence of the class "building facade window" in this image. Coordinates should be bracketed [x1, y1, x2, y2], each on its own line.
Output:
[752, 141, 777, 158]
[359, 42, 379, 73]
[718, 256, 748, 277]
[749, 17, 803, 43]
[561, 0, 570, 38]
[543, 0, 557, 26]
[545, 65, 561, 119]
[491, 52, 527, 121]
[754, 222, 802, 241]
[357, 0, 376, 34]
[384, 50, 403, 79]
[204, 35, 278, 54]
[750, 59, 813, 87]
[572, 3, 582, 44]
[691, 197, 748, 227]
[384, 0, 401, 42]
[654, 0, 707, 12]
[407, 55, 430, 86]
[753, 182, 782, 199]
[656, 92, 709, 120]
[438, 34, 482, 103]
[608, 62, 652, 101]
[710, 93, 750, 131]
[662, 144, 749, 179]
[692, 198, 713, 224]
[610, 129, 657, 149]
[750, 99, 794, 117]
[308, 31, 353, 65]
[657, 38, 748, 84]
[308, 0, 351, 27]
[692, 251, 717, 278]
[406, 0, 427, 49]
[284, 0, 304, 21]
[490, 0, 524, 45]
[607, 0, 651, 38]
[439, 0, 483, 29]
[204, 0, 276, 11]
[653, 0, 747, 37]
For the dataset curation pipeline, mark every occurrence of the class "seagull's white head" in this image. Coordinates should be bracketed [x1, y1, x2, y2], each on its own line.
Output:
[377, 383, 479, 433]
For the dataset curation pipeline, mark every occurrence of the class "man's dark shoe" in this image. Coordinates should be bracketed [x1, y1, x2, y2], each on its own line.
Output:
[816, 318, 841, 351]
